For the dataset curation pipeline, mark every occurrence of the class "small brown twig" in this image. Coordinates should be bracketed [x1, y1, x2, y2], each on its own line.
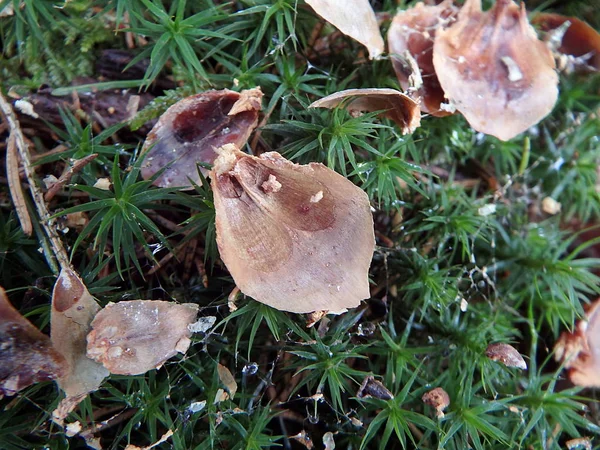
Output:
[0, 92, 71, 272]
[44, 154, 98, 202]
[6, 134, 33, 236]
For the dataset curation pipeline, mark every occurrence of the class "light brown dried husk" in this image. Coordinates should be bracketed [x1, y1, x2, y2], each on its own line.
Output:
[0, 286, 66, 398]
[432, 0, 558, 141]
[51, 268, 109, 422]
[211, 144, 375, 314]
[485, 342, 527, 369]
[387, 0, 458, 116]
[305, 0, 384, 59]
[87, 300, 199, 375]
[141, 88, 262, 188]
[532, 12, 600, 72]
[309, 88, 421, 134]
[555, 298, 600, 387]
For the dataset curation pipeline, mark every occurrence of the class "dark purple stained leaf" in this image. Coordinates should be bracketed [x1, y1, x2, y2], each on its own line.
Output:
[141, 88, 262, 188]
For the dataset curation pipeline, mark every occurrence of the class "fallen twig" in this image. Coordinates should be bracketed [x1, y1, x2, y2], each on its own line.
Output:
[44, 154, 99, 202]
[6, 134, 32, 235]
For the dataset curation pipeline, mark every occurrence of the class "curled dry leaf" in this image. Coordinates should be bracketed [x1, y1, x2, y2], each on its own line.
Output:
[387, 0, 458, 116]
[532, 13, 600, 72]
[87, 300, 199, 375]
[485, 342, 527, 370]
[210, 144, 375, 314]
[51, 269, 109, 421]
[555, 298, 600, 387]
[422, 387, 450, 418]
[141, 88, 263, 188]
[309, 88, 421, 135]
[432, 0, 558, 141]
[0, 286, 66, 398]
[305, 0, 384, 60]
[216, 363, 238, 400]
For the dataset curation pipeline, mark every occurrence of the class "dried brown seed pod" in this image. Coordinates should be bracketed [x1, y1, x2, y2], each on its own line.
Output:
[309, 88, 421, 135]
[555, 298, 600, 387]
[51, 268, 109, 423]
[0, 287, 66, 399]
[357, 376, 394, 400]
[485, 342, 527, 369]
[305, 0, 384, 59]
[210, 144, 375, 314]
[422, 387, 450, 418]
[432, 0, 558, 141]
[141, 88, 262, 188]
[87, 300, 199, 375]
[532, 13, 600, 72]
[387, 0, 458, 116]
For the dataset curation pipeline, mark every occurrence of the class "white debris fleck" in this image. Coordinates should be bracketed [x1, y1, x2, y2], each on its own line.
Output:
[542, 197, 561, 215]
[310, 191, 323, 203]
[93, 178, 112, 190]
[188, 316, 217, 333]
[65, 421, 82, 437]
[460, 298, 468, 312]
[478, 204, 496, 216]
[501, 56, 523, 82]
[261, 174, 282, 193]
[43, 174, 59, 189]
[323, 431, 336, 450]
[188, 400, 206, 414]
[15, 99, 39, 118]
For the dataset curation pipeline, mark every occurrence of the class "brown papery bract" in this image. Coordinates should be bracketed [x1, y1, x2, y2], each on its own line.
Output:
[432, 0, 558, 141]
[309, 88, 421, 135]
[0, 287, 66, 399]
[555, 298, 600, 387]
[305, 0, 384, 59]
[211, 144, 375, 314]
[87, 300, 198, 375]
[387, 0, 458, 116]
[51, 268, 109, 422]
[141, 88, 262, 188]
[532, 13, 600, 72]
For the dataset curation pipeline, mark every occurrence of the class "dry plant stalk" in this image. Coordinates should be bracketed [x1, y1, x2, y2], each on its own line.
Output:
[44, 154, 99, 202]
[211, 144, 375, 314]
[309, 88, 421, 134]
[6, 134, 32, 235]
[432, 0, 558, 141]
[141, 88, 262, 188]
[305, 0, 384, 59]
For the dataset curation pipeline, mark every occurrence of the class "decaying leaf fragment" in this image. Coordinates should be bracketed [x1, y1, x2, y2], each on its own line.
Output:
[305, 0, 384, 59]
[485, 342, 527, 370]
[211, 144, 375, 314]
[87, 300, 199, 375]
[0, 287, 66, 398]
[555, 298, 600, 387]
[309, 88, 421, 134]
[141, 88, 263, 188]
[532, 13, 600, 72]
[432, 0, 558, 141]
[422, 387, 450, 418]
[387, 0, 458, 116]
[51, 268, 109, 421]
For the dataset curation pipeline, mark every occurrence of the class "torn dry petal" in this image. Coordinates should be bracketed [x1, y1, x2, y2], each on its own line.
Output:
[86, 300, 199, 375]
[217, 363, 238, 400]
[387, 0, 458, 116]
[432, 0, 558, 141]
[422, 387, 450, 418]
[555, 298, 600, 387]
[309, 88, 421, 134]
[51, 269, 109, 421]
[0, 286, 66, 399]
[305, 0, 384, 59]
[485, 342, 527, 370]
[210, 145, 375, 314]
[141, 88, 262, 188]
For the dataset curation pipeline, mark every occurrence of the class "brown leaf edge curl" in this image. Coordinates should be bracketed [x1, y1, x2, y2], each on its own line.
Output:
[432, 0, 559, 141]
[387, 0, 458, 116]
[210, 144, 375, 314]
[309, 88, 421, 135]
[141, 88, 263, 189]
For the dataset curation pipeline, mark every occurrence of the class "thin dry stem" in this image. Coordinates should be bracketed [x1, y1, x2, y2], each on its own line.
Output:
[6, 134, 32, 235]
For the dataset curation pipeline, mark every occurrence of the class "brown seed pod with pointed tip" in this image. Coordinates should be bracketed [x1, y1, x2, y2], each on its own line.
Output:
[0, 287, 66, 399]
[532, 13, 600, 72]
[387, 0, 458, 116]
[309, 88, 421, 135]
[486, 342, 527, 370]
[555, 298, 600, 387]
[432, 0, 558, 141]
[141, 88, 262, 188]
[210, 144, 375, 314]
[87, 300, 199, 375]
